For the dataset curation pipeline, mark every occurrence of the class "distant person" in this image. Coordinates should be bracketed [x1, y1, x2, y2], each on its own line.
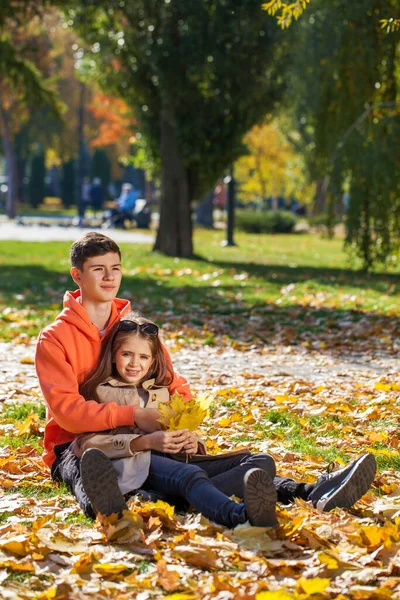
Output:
[78, 177, 91, 225]
[214, 182, 226, 210]
[117, 183, 138, 215]
[82, 177, 91, 211]
[90, 178, 104, 213]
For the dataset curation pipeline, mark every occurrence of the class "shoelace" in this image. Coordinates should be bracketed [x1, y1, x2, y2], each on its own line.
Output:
[326, 461, 337, 476]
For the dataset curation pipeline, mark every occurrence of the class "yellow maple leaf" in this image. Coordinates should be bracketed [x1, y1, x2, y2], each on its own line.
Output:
[93, 563, 130, 576]
[158, 394, 187, 426]
[296, 577, 330, 595]
[162, 594, 196, 600]
[256, 591, 295, 600]
[158, 393, 213, 431]
[375, 382, 392, 392]
[17, 413, 40, 436]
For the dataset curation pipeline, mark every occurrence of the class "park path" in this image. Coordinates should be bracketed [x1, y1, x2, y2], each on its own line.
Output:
[0, 220, 154, 243]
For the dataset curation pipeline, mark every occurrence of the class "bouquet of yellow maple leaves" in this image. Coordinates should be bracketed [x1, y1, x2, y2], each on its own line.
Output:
[157, 392, 213, 431]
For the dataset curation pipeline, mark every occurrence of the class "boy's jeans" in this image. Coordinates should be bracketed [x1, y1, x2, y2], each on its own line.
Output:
[51, 445, 307, 525]
[178, 452, 309, 503]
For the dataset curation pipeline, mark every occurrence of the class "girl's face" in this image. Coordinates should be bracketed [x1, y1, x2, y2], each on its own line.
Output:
[114, 334, 153, 385]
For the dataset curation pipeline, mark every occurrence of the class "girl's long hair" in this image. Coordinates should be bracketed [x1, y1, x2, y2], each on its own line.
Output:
[79, 312, 174, 403]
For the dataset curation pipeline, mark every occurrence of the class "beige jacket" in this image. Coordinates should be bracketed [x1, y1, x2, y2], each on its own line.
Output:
[71, 378, 206, 495]
[72, 378, 170, 459]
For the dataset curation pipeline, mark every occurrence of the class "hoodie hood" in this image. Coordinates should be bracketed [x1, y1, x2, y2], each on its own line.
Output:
[55, 290, 131, 341]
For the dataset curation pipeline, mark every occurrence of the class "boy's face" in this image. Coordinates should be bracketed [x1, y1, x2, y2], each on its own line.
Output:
[70, 252, 122, 303]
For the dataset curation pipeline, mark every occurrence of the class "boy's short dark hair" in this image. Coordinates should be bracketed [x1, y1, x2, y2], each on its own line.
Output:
[70, 232, 121, 270]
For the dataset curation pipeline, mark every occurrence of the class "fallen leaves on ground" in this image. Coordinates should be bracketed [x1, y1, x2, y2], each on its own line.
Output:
[0, 340, 400, 599]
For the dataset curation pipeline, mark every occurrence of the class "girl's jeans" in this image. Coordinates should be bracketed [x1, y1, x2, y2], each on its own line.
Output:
[51, 445, 308, 525]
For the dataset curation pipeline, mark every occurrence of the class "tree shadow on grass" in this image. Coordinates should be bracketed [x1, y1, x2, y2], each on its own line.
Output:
[194, 255, 400, 295]
[0, 264, 398, 361]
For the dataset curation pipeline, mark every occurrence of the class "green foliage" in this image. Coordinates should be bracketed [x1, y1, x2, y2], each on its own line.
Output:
[338, 116, 400, 270]
[66, 0, 286, 200]
[235, 210, 297, 234]
[0, 35, 64, 119]
[61, 159, 76, 208]
[28, 147, 46, 208]
[307, 213, 342, 229]
[287, 0, 400, 270]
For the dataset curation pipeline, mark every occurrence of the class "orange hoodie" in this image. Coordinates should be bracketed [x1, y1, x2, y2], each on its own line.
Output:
[36, 290, 191, 468]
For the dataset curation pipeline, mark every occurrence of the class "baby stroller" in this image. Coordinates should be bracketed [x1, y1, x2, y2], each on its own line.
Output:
[102, 199, 152, 230]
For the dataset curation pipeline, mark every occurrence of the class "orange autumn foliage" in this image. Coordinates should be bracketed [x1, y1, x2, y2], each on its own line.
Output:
[88, 92, 135, 148]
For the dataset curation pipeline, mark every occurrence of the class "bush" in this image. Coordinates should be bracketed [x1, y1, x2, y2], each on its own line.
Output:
[235, 210, 297, 234]
[307, 214, 342, 228]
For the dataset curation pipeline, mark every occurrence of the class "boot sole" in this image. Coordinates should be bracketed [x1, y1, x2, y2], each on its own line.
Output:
[316, 454, 376, 512]
[244, 468, 279, 527]
[80, 449, 128, 518]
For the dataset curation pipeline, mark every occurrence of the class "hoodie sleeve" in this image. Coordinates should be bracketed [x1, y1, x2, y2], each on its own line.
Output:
[162, 344, 192, 400]
[35, 338, 135, 434]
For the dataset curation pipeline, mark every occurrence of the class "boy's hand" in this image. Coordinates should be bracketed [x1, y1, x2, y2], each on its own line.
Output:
[182, 432, 199, 455]
[134, 407, 162, 432]
[148, 430, 190, 453]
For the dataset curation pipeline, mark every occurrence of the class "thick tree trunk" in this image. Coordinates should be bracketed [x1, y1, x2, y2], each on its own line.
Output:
[0, 105, 18, 219]
[154, 102, 193, 257]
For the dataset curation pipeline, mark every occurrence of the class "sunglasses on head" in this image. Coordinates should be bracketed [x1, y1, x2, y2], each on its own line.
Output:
[118, 320, 159, 336]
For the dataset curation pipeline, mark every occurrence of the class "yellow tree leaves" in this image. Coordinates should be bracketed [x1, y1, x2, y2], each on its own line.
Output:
[262, 1, 312, 29]
[158, 393, 213, 432]
[235, 118, 313, 204]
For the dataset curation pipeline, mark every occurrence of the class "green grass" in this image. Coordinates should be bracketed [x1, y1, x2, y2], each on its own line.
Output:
[0, 511, 13, 523]
[5, 571, 34, 583]
[233, 408, 400, 469]
[2, 402, 46, 421]
[56, 513, 94, 526]
[0, 434, 43, 452]
[0, 231, 398, 343]
[4, 481, 69, 499]
[138, 560, 151, 574]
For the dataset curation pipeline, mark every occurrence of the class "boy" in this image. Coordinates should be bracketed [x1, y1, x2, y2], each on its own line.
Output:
[36, 232, 191, 518]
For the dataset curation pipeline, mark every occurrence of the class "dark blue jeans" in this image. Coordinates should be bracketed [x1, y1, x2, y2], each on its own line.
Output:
[176, 452, 310, 503]
[51, 445, 308, 523]
[144, 453, 247, 528]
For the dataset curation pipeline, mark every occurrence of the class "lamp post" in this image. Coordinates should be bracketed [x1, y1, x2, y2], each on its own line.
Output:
[76, 81, 86, 226]
[221, 165, 237, 247]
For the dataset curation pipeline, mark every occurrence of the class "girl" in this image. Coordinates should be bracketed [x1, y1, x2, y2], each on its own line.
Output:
[73, 313, 376, 527]
[73, 313, 279, 529]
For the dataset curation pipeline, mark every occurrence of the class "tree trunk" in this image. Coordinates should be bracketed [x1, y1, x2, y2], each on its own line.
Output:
[312, 176, 329, 215]
[144, 177, 153, 203]
[154, 102, 193, 257]
[0, 105, 18, 219]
